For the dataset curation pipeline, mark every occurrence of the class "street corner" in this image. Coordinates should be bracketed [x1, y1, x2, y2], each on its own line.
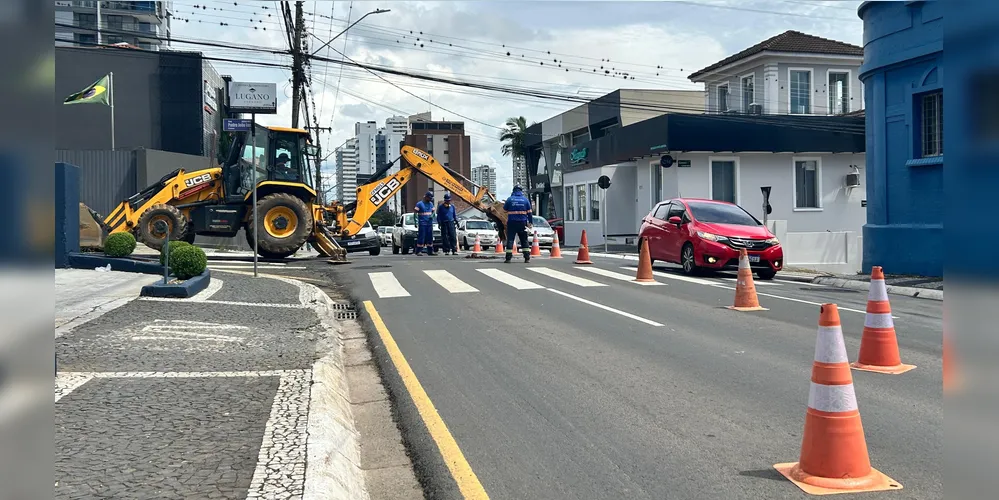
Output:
[55, 370, 312, 500]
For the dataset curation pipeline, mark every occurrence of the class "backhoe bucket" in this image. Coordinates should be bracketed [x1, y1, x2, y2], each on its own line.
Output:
[312, 224, 349, 263]
[79, 203, 107, 250]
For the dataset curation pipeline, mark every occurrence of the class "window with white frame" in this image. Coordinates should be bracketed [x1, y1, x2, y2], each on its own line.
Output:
[576, 184, 587, 221]
[794, 159, 821, 209]
[789, 69, 812, 114]
[921, 92, 943, 157]
[717, 84, 729, 113]
[651, 161, 663, 206]
[741, 75, 755, 112]
[564, 185, 575, 221]
[828, 71, 850, 114]
[588, 183, 600, 221]
[710, 160, 736, 203]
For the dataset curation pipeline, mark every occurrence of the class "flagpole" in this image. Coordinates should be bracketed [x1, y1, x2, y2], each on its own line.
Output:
[109, 72, 115, 150]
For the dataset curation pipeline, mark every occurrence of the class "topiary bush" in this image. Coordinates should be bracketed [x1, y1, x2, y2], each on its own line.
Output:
[170, 245, 208, 280]
[160, 240, 192, 266]
[104, 232, 137, 257]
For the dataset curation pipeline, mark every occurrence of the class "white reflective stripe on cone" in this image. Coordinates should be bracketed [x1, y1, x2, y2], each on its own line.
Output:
[864, 312, 895, 329]
[739, 255, 751, 269]
[814, 326, 850, 364]
[807, 382, 859, 413]
[868, 279, 890, 301]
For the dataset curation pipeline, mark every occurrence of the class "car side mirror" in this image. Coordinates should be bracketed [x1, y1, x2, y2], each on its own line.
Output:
[668, 216, 683, 226]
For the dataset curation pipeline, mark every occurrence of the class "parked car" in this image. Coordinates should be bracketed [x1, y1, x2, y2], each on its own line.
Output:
[530, 216, 556, 248]
[547, 217, 564, 245]
[335, 221, 381, 256]
[376, 226, 393, 246]
[639, 198, 783, 280]
[458, 218, 498, 250]
[392, 212, 442, 254]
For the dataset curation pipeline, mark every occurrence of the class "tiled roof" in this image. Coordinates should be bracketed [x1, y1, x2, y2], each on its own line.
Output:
[688, 30, 864, 81]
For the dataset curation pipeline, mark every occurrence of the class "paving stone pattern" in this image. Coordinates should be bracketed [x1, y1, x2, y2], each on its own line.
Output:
[55, 376, 278, 500]
[246, 369, 311, 500]
[208, 272, 304, 305]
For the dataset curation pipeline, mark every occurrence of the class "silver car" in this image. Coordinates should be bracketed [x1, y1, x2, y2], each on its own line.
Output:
[530, 216, 556, 248]
[458, 218, 498, 250]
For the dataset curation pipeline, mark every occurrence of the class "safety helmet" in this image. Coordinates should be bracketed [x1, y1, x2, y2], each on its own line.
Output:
[424, 191, 434, 199]
[512, 185, 523, 193]
[443, 193, 451, 201]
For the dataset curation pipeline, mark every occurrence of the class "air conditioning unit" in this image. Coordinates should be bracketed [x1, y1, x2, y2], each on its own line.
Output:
[748, 103, 763, 115]
[845, 165, 861, 188]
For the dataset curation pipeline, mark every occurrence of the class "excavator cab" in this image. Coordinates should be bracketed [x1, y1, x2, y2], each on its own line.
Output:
[221, 124, 318, 203]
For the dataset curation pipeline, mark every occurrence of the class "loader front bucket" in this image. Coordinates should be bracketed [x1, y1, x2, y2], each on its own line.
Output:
[312, 224, 349, 263]
[78, 203, 107, 250]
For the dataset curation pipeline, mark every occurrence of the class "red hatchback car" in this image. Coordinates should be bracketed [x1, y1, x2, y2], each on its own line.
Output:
[639, 198, 783, 280]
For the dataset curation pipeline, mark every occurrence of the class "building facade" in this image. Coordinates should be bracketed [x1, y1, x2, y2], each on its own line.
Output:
[56, 45, 222, 157]
[55, 1, 173, 51]
[512, 157, 528, 192]
[858, 1, 943, 276]
[354, 120, 378, 179]
[335, 137, 359, 203]
[401, 121, 472, 211]
[471, 164, 498, 195]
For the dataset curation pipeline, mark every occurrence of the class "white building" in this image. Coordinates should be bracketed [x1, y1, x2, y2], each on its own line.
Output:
[471, 165, 498, 195]
[512, 156, 528, 190]
[374, 116, 409, 214]
[56, 1, 173, 51]
[334, 137, 359, 203]
[354, 121, 378, 179]
[525, 31, 868, 274]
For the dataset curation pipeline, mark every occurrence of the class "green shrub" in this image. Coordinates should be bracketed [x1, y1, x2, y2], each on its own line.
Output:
[160, 240, 192, 266]
[104, 232, 137, 257]
[170, 245, 207, 280]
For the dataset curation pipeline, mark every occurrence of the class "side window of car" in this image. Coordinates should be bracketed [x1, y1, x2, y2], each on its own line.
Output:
[668, 203, 686, 221]
[652, 203, 671, 221]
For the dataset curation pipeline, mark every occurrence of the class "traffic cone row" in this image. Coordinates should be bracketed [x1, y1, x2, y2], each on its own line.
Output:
[775, 303, 903, 495]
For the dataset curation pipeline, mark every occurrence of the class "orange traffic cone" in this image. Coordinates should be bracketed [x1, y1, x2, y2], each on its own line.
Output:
[549, 232, 563, 258]
[472, 235, 482, 255]
[634, 237, 655, 283]
[728, 249, 766, 311]
[511, 238, 518, 254]
[850, 267, 916, 375]
[530, 230, 542, 256]
[574, 229, 593, 265]
[774, 304, 903, 495]
[495, 239, 504, 253]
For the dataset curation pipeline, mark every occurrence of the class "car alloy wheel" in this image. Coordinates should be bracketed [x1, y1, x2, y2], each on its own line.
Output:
[682, 245, 696, 274]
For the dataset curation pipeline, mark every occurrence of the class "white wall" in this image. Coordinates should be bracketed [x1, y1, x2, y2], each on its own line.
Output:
[562, 164, 636, 246]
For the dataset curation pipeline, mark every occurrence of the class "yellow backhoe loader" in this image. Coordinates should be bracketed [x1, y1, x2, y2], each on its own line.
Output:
[84, 123, 511, 262]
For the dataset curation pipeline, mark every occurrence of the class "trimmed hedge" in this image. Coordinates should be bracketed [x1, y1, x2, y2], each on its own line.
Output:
[104, 232, 137, 257]
[160, 240, 192, 266]
[170, 245, 208, 280]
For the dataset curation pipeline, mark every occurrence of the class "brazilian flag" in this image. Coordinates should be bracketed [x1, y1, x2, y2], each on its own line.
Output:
[63, 74, 110, 105]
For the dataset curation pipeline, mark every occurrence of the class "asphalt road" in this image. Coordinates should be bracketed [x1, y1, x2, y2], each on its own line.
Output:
[294, 250, 941, 500]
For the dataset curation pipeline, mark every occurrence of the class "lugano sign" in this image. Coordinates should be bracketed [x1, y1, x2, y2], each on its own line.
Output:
[228, 81, 278, 114]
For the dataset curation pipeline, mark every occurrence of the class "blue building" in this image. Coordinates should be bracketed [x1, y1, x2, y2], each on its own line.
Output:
[858, 1, 943, 277]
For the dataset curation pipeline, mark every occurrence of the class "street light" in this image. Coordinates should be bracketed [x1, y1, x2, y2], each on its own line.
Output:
[311, 9, 391, 56]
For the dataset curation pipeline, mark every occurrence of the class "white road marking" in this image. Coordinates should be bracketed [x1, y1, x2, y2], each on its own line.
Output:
[132, 319, 248, 342]
[577, 266, 665, 286]
[139, 297, 307, 308]
[369, 272, 411, 298]
[528, 267, 608, 287]
[424, 270, 479, 293]
[621, 266, 718, 286]
[477, 268, 545, 290]
[189, 278, 223, 301]
[717, 277, 782, 286]
[707, 284, 898, 318]
[205, 261, 288, 266]
[55, 373, 94, 402]
[547, 288, 664, 327]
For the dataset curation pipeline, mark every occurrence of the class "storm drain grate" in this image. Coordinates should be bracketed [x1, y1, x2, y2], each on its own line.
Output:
[330, 301, 355, 310]
[331, 300, 357, 320]
[335, 310, 358, 320]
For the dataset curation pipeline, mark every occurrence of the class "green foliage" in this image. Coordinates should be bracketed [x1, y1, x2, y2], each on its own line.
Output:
[170, 245, 208, 280]
[104, 232, 137, 257]
[160, 240, 192, 266]
[498, 116, 538, 159]
[369, 205, 399, 228]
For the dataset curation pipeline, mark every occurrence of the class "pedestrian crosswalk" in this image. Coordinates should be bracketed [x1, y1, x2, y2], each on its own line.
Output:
[368, 265, 794, 299]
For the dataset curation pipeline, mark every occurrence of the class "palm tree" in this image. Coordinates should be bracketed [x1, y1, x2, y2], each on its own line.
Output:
[498, 116, 531, 159]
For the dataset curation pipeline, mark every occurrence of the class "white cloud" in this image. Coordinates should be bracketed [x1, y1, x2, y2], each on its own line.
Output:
[171, 0, 864, 197]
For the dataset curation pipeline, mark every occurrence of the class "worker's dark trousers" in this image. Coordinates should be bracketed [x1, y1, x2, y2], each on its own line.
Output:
[417, 223, 434, 254]
[505, 221, 531, 259]
[439, 222, 457, 252]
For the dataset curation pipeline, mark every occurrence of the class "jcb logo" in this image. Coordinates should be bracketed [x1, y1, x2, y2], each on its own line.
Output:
[412, 149, 430, 161]
[369, 178, 402, 205]
[184, 173, 212, 188]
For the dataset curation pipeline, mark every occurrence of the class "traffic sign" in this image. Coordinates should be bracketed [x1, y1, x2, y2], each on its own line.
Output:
[223, 118, 252, 132]
[598, 175, 611, 189]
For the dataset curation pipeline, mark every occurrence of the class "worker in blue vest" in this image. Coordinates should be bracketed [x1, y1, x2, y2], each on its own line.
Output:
[414, 191, 437, 255]
[503, 185, 533, 263]
[437, 193, 459, 255]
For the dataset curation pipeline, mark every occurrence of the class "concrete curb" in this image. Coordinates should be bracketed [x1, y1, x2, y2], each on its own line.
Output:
[812, 277, 944, 301]
[139, 270, 212, 298]
[67, 252, 163, 274]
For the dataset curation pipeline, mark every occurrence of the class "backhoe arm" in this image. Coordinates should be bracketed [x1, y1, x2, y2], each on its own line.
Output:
[331, 145, 508, 237]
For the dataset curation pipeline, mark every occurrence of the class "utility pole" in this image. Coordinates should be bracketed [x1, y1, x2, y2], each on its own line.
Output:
[290, 1, 305, 129]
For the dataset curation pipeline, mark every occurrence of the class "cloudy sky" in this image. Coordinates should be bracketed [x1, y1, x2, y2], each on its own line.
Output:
[170, 0, 863, 196]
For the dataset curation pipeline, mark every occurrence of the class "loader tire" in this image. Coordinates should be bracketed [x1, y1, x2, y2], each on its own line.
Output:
[137, 204, 187, 251]
[246, 193, 313, 259]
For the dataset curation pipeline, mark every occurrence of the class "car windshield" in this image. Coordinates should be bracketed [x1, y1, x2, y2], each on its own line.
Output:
[465, 220, 491, 230]
[532, 216, 551, 228]
[687, 201, 760, 226]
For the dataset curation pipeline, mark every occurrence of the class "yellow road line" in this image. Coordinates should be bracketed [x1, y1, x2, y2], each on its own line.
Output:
[362, 300, 490, 500]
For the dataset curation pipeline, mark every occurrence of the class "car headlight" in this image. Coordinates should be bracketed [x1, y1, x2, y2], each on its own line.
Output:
[764, 236, 779, 245]
[405, 229, 417, 235]
[696, 231, 729, 242]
